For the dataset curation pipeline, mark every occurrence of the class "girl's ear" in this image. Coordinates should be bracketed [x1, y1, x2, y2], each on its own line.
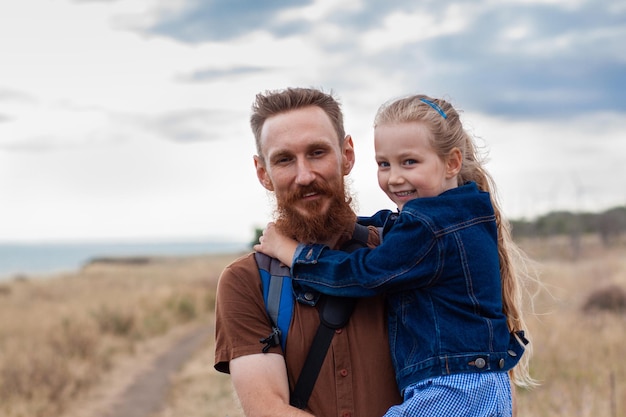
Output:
[254, 155, 274, 191]
[446, 148, 463, 178]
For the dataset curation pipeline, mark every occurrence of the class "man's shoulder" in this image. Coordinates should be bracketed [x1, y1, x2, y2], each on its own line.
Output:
[224, 251, 257, 269]
[218, 252, 261, 287]
[216, 252, 271, 320]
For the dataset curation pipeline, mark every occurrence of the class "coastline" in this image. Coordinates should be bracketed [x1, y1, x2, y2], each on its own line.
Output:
[0, 240, 249, 281]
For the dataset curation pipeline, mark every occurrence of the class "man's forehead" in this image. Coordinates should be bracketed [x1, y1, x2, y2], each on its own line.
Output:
[261, 107, 334, 134]
[259, 107, 341, 156]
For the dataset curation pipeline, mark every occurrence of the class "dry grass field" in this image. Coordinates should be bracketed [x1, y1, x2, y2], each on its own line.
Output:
[0, 253, 241, 417]
[513, 235, 626, 417]
[1, 236, 624, 417]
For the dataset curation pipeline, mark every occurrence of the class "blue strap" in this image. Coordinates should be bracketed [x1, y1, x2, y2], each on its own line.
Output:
[256, 252, 294, 352]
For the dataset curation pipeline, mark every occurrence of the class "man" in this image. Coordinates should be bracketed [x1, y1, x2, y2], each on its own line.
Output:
[214, 88, 401, 417]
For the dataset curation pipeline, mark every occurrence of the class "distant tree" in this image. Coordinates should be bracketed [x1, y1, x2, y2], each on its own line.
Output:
[534, 211, 580, 236]
[597, 207, 626, 246]
[250, 227, 264, 249]
[508, 205, 626, 248]
[509, 219, 536, 239]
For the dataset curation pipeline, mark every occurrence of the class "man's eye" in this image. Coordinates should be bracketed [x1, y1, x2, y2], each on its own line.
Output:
[311, 149, 326, 157]
[273, 156, 292, 165]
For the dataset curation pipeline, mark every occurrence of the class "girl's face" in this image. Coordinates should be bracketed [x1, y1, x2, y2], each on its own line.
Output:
[374, 122, 461, 210]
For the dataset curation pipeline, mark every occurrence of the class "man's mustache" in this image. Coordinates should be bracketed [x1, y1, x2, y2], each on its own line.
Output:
[283, 183, 332, 203]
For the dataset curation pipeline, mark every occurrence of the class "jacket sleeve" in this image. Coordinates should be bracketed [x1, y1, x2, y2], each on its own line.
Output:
[356, 209, 395, 228]
[291, 213, 439, 297]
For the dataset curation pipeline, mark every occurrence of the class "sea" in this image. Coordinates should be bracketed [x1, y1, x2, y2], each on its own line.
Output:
[0, 240, 250, 281]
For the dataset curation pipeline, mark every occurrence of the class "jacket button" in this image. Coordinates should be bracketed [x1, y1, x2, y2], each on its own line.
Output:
[304, 292, 315, 301]
[508, 349, 517, 357]
[498, 359, 505, 369]
[475, 358, 486, 369]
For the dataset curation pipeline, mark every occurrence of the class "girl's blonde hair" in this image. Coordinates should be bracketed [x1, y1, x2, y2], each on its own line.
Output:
[375, 95, 537, 388]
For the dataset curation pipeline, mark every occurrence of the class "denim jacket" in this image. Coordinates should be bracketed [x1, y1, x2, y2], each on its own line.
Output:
[291, 182, 526, 393]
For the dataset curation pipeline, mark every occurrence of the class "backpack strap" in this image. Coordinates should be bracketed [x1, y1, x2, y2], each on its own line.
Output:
[256, 252, 294, 352]
[289, 296, 356, 408]
[340, 221, 371, 252]
[289, 222, 369, 409]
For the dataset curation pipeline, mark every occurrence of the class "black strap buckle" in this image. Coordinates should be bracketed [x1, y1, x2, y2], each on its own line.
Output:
[260, 326, 281, 353]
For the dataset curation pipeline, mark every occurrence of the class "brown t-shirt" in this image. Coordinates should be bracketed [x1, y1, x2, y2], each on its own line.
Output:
[214, 226, 402, 417]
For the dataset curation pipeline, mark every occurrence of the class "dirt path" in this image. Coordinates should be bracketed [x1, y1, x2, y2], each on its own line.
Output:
[103, 323, 213, 417]
[63, 321, 214, 417]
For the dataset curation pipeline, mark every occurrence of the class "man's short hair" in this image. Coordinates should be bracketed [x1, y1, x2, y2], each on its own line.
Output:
[250, 87, 346, 158]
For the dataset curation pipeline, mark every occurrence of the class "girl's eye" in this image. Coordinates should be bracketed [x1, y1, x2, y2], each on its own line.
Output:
[377, 161, 390, 168]
[404, 159, 418, 165]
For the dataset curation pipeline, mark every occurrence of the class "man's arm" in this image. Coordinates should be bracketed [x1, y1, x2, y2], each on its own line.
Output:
[230, 353, 314, 417]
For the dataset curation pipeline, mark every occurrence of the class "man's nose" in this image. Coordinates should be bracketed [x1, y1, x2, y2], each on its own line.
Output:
[295, 159, 316, 185]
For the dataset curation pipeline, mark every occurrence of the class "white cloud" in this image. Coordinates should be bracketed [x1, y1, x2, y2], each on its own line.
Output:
[0, 0, 624, 244]
[0, 127, 259, 242]
[467, 111, 626, 219]
[277, 0, 363, 22]
[502, 25, 532, 41]
[1, 104, 112, 150]
[501, 0, 587, 8]
[359, 5, 472, 53]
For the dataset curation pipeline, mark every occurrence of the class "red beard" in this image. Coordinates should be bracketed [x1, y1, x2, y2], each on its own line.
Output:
[274, 180, 356, 244]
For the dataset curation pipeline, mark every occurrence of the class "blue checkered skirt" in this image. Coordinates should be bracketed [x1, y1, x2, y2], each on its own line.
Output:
[384, 372, 512, 417]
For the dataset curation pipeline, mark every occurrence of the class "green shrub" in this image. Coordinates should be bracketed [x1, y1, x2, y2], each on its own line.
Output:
[583, 284, 626, 313]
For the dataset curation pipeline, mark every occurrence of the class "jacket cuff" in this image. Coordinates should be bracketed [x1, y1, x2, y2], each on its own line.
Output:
[292, 243, 327, 266]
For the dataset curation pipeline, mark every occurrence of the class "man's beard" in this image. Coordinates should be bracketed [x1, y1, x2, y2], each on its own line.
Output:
[274, 180, 356, 244]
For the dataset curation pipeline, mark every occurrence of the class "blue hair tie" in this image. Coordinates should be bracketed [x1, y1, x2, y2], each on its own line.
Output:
[420, 98, 447, 119]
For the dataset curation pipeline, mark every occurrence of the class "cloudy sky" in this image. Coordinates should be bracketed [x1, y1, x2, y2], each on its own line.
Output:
[1, 0, 625, 244]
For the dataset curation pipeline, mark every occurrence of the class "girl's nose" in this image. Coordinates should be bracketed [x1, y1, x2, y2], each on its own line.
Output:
[388, 167, 404, 185]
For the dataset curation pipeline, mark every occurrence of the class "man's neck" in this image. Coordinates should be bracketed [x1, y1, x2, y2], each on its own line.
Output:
[322, 217, 357, 249]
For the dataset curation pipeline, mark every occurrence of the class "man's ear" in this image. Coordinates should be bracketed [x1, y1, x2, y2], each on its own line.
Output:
[254, 155, 274, 191]
[446, 147, 463, 178]
[342, 135, 356, 175]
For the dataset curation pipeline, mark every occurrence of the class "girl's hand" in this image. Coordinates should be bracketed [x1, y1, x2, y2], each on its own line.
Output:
[253, 222, 299, 266]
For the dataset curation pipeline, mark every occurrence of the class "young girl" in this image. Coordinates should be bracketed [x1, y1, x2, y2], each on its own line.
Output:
[255, 94, 535, 416]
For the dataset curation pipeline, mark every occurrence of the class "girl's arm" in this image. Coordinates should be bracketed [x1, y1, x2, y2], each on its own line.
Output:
[254, 210, 396, 267]
[270, 216, 438, 297]
[254, 222, 299, 266]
